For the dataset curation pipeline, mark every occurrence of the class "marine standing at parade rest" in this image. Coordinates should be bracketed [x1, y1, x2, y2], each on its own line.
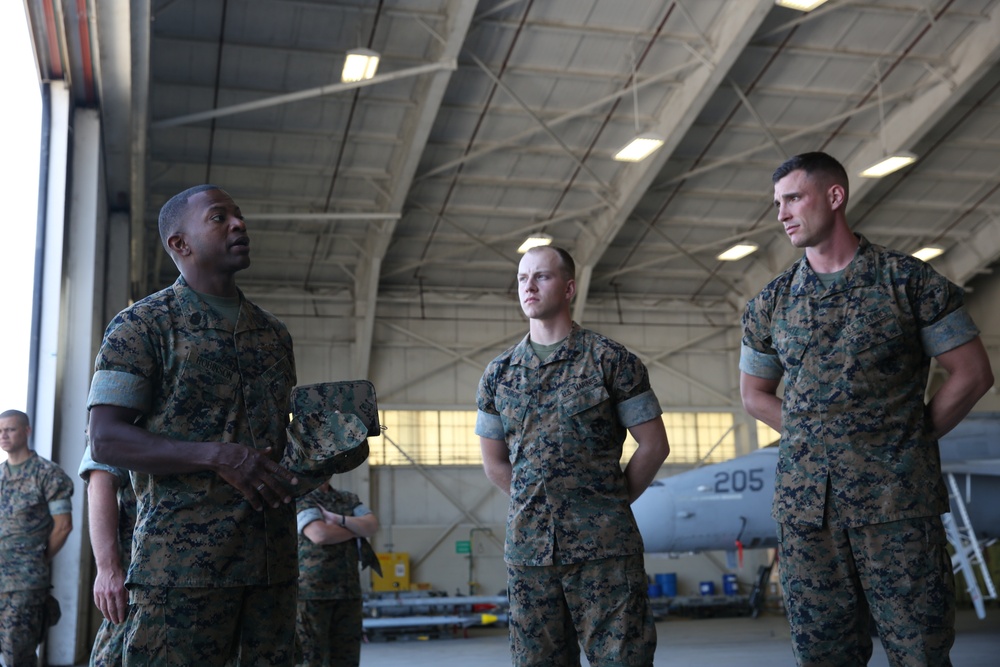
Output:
[0, 409, 73, 667]
[88, 184, 301, 667]
[79, 438, 136, 667]
[476, 246, 670, 667]
[294, 481, 379, 667]
[740, 152, 994, 666]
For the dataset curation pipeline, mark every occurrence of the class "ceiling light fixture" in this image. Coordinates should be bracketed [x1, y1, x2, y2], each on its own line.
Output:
[614, 45, 664, 163]
[774, 0, 831, 11]
[860, 152, 917, 178]
[859, 60, 917, 179]
[912, 246, 944, 262]
[341, 48, 380, 82]
[614, 134, 665, 162]
[717, 241, 759, 261]
[517, 234, 553, 254]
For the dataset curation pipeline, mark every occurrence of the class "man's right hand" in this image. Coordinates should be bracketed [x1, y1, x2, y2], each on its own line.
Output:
[94, 564, 128, 624]
[90, 406, 299, 509]
[214, 443, 299, 511]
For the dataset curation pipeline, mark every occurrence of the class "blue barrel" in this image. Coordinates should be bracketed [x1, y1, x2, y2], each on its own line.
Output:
[699, 581, 715, 596]
[648, 583, 662, 598]
[723, 573, 738, 595]
[655, 573, 677, 597]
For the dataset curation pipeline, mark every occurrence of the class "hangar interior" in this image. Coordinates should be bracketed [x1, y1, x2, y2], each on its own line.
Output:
[12, 0, 1000, 663]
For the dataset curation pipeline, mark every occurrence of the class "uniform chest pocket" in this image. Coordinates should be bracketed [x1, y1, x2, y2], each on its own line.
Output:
[260, 355, 291, 385]
[561, 384, 610, 417]
[255, 354, 293, 404]
[559, 383, 612, 445]
[496, 388, 528, 435]
[0, 478, 43, 516]
[845, 313, 903, 354]
[773, 328, 812, 383]
[844, 313, 910, 385]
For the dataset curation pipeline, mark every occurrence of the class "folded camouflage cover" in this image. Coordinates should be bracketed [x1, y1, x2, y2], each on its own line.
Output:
[296, 379, 380, 437]
[282, 380, 379, 493]
[359, 538, 383, 576]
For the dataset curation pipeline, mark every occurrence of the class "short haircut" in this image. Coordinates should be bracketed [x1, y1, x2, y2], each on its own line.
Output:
[158, 184, 222, 251]
[527, 245, 575, 280]
[772, 152, 850, 203]
[0, 410, 30, 426]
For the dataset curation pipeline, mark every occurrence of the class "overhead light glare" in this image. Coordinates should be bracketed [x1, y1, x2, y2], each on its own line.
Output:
[859, 152, 917, 178]
[912, 246, 944, 262]
[614, 134, 664, 162]
[717, 242, 759, 262]
[774, 0, 831, 11]
[342, 48, 380, 82]
[517, 234, 553, 254]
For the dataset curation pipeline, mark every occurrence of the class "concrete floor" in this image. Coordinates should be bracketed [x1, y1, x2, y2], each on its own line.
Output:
[358, 607, 1000, 666]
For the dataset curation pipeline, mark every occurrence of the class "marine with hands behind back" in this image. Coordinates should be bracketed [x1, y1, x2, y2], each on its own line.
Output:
[0, 409, 73, 667]
[476, 246, 670, 667]
[740, 152, 994, 666]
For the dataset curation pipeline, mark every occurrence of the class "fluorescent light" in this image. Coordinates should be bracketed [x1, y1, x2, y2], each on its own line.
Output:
[775, 0, 830, 11]
[717, 242, 759, 261]
[614, 134, 664, 162]
[912, 246, 944, 261]
[859, 152, 917, 178]
[517, 234, 553, 254]
[342, 48, 380, 82]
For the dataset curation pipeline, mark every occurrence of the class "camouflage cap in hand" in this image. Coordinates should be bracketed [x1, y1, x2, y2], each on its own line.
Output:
[282, 381, 378, 492]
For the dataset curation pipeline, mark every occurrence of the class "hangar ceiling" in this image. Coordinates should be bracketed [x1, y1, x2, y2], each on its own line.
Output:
[24, 0, 1000, 359]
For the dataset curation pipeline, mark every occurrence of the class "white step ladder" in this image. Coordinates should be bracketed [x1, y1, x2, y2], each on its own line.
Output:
[942, 472, 997, 620]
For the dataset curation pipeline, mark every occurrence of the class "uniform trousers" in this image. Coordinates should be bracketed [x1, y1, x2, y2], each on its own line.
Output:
[90, 611, 128, 666]
[507, 553, 655, 667]
[123, 581, 296, 667]
[294, 597, 363, 667]
[0, 589, 46, 667]
[779, 515, 955, 667]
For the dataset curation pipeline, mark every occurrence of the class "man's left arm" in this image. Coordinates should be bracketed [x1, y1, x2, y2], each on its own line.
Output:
[926, 336, 994, 439]
[47, 512, 72, 561]
[319, 505, 379, 538]
[45, 467, 74, 561]
[301, 514, 354, 546]
[624, 417, 669, 504]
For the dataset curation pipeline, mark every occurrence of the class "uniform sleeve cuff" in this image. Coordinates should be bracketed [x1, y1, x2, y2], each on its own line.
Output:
[921, 307, 980, 357]
[49, 499, 72, 515]
[88, 370, 153, 412]
[297, 508, 324, 533]
[617, 390, 662, 428]
[739, 344, 783, 380]
[475, 410, 504, 440]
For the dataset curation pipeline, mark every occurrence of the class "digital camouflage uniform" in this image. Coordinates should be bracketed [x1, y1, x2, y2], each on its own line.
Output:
[741, 235, 979, 666]
[79, 444, 137, 667]
[0, 450, 73, 666]
[88, 276, 298, 667]
[294, 487, 372, 667]
[476, 323, 660, 667]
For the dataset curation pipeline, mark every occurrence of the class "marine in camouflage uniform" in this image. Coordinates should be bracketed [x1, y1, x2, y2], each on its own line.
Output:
[740, 152, 994, 667]
[79, 444, 137, 667]
[88, 186, 302, 667]
[0, 410, 74, 667]
[477, 246, 669, 667]
[294, 484, 377, 667]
